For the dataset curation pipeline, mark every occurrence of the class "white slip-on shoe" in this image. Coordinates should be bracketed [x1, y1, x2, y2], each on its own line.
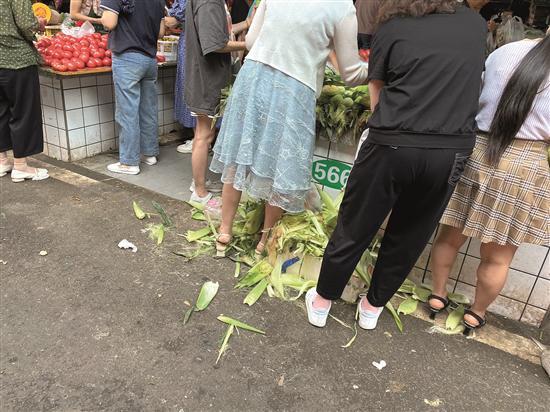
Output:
[11, 168, 49, 183]
[357, 294, 383, 330]
[305, 288, 331, 328]
[107, 162, 140, 175]
[141, 156, 158, 166]
[0, 163, 13, 177]
[176, 140, 193, 154]
[189, 179, 223, 194]
[189, 190, 213, 205]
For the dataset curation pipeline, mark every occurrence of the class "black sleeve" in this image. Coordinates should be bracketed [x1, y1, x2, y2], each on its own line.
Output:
[367, 25, 393, 83]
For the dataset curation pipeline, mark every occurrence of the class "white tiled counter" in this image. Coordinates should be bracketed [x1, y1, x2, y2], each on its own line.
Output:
[314, 138, 550, 328]
[38, 65, 177, 162]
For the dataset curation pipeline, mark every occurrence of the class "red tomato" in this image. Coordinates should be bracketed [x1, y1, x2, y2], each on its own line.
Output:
[92, 57, 103, 67]
[87, 60, 97, 69]
[79, 40, 90, 48]
[79, 53, 90, 63]
[62, 44, 73, 52]
[66, 62, 77, 71]
[92, 33, 102, 40]
[72, 50, 81, 58]
[76, 60, 86, 70]
[79, 46, 89, 54]
[53, 43, 63, 49]
[43, 57, 52, 67]
[104, 50, 112, 58]
[50, 59, 61, 66]
[53, 51, 63, 60]
[98, 41, 108, 50]
[62, 51, 73, 59]
[92, 49, 105, 59]
[55, 64, 67, 72]
[102, 57, 112, 67]
[62, 58, 72, 64]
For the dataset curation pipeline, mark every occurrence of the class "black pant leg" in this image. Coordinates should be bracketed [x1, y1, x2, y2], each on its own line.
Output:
[366, 149, 470, 307]
[316, 144, 402, 300]
[8, 66, 44, 158]
[0, 69, 12, 153]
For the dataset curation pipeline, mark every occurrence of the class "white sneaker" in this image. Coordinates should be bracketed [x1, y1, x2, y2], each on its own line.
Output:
[189, 179, 223, 194]
[107, 162, 140, 175]
[189, 190, 213, 205]
[0, 163, 13, 177]
[11, 168, 49, 183]
[305, 288, 331, 328]
[358, 294, 383, 330]
[141, 156, 158, 166]
[177, 140, 193, 154]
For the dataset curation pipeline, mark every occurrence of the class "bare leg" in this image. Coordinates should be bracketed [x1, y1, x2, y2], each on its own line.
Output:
[219, 182, 242, 240]
[13, 157, 39, 174]
[430, 225, 468, 309]
[257, 204, 284, 252]
[192, 116, 215, 198]
[466, 241, 517, 325]
[0, 151, 8, 164]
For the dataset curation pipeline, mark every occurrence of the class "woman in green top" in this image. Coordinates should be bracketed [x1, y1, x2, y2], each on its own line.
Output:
[0, 0, 49, 182]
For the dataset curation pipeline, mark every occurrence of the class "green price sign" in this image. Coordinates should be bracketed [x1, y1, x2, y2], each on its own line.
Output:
[312, 159, 352, 190]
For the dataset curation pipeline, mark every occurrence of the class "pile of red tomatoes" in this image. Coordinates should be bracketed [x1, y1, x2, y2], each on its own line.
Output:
[36, 33, 112, 72]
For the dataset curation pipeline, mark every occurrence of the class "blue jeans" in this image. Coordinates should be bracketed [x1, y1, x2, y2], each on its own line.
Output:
[112, 52, 159, 166]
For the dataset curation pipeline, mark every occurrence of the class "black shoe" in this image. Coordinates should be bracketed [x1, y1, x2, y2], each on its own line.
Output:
[427, 294, 451, 320]
[462, 309, 487, 336]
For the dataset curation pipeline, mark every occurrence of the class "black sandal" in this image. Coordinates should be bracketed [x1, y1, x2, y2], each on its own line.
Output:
[462, 309, 487, 336]
[427, 294, 450, 320]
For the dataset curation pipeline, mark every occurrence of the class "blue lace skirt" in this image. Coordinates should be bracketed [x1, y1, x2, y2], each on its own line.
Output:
[210, 60, 316, 213]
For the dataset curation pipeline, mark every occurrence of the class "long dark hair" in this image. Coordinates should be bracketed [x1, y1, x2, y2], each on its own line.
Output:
[487, 35, 550, 165]
[377, 0, 458, 25]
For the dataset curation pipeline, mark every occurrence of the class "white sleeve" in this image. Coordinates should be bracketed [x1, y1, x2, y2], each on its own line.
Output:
[333, 9, 369, 87]
[245, 0, 267, 51]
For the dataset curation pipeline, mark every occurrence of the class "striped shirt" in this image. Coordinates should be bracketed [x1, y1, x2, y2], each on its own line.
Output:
[476, 39, 550, 142]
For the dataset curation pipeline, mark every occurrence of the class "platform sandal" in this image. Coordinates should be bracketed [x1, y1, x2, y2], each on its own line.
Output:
[427, 294, 451, 320]
[462, 309, 487, 336]
[255, 229, 270, 256]
[216, 234, 232, 257]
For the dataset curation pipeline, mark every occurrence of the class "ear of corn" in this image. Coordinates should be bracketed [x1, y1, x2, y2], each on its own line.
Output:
[133, 201, 147, 220]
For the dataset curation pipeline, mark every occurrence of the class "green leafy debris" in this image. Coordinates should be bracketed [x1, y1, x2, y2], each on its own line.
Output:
[217, 315, 265, 335]
[133, 201, 147, 220]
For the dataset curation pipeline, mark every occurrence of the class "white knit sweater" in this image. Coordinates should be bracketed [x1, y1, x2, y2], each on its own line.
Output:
[245, 0, 369, 95]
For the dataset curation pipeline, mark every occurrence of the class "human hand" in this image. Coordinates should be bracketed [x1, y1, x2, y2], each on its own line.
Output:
[37, 17, 47, 33]
[165, 16, 179, 29]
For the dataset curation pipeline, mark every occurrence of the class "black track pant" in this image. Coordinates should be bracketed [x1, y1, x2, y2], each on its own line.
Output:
[0, 66, 44, 158]
[317, 143, 471, 307]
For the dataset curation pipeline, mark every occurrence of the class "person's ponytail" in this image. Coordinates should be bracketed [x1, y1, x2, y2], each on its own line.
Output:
[486, 35, 550, 165]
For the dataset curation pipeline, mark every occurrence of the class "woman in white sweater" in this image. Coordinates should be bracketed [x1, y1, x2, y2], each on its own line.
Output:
[211, 0, 368, 255]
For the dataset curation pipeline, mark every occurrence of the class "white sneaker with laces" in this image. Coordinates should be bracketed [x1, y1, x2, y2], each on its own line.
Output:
[189, 179, 223, 194]
[141, 156, 158, 166]
[305, 288, 331, 328]
[107, 162, 140, 175]
[11, 168, 49, 183]
[0, 163, 13, 177]
[177, 140, 193, 154]
[358, 294, 383, 330]
[189, 191, 213, 205]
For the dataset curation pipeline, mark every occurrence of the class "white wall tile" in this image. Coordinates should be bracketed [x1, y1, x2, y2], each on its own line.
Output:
[157, 94, 164, 111]
[39, 75, 52, 86]
[488, 295, 524, 321]
[163, 93, 174, 110]
[83, 106, 100, 127]
[54, 88, 64, 110]
[64, 89, 82, 110]
[163, 109, 174, 126]
[45, 126, 59, 146]
[457, 256, 479, 285]
[86, 142, 102, 157]
[52, 78, 61, 89]
[97, 85, 113, 104]
[81, 87, 98, 107]
[60, 148, 69, 162]
[80, 75, 97, 87]
[163, 77, 174, 93]
[66, 109, 84, 130]
[521, 305, 546, 327]
[453, 282, 476, 303]
[510, 244, 548, 275]
[96, 74, 112, 86]
[467, 238, 481, 258]
[528, 278, 550, 310]
[40, 85, 55, 107]
[500, 269, 536, 302]
[62, 77, 81, 90]
[157, 111, 163, 126]
[68, 128, 86, 149]
[47, 144, 61, 160]
[58, 129, 68, 149]
[542, 253, 550, 280]
[99, 104, 114, 123]
[314, 139, 330, 158]
[156, 80, 163, 95]
[56, 109, 66, 130]
[71, 147, 87, 161]
[100, 121, 115, 141]
[43, 106, 57, 127]
[101, 139, 117, 152]
[327, 140, 356, 165]
[85, 125, 101, 145]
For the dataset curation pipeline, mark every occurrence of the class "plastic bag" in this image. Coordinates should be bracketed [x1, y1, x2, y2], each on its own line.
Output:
[61, 17, 96, 38]
[496, 16, 525, 47]
[304, 183, 322, 212]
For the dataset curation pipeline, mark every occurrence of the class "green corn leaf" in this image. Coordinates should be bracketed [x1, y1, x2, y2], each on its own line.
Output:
[152, 201, 173, 227]
[318, 188, 336, 213]
[191, 211, 206, 221]
[446, 305, 465, 330]
[133, 201, 147, 220]
[385, 301, 403, 333]
[195, 281, 219, 311]
[204, 211, 218, 238]
[412, 286, 431, 303]
[183, 307, 195, 324]
[398, 278, 417, 295]
[148, 224, 165, 245]
[341, 322, 358, 349]
[397, 297, 419, 315]
[270, 257, 285, 299]
[236, 259, 273, 289]
[243, 278, 269, 306]
[185, 227, 212, 242]
[217, 315, 265, 335]
[289, 281, 317, 301]
[187, 200, 206, 212]
[448, 292, 471, 305]
[329, 314, 353, 330]
[234, 261, 241, 278]
[216, 324, 235, 364]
